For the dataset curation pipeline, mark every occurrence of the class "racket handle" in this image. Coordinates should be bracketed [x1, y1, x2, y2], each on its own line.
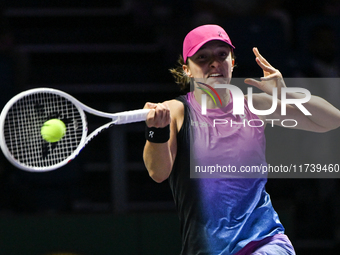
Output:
[114, 109, 150, 124]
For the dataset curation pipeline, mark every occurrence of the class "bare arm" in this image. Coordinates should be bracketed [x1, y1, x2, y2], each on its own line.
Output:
[245, 47, 340, 132]
[253, 93, 340, 132]
[284, 92, 340, 131]
[143, 100, 184, 183]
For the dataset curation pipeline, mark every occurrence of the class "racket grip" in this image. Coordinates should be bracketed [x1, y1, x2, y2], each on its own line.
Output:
[114, 109, 150, 124]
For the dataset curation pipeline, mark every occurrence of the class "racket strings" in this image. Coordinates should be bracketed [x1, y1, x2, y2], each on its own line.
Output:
[3, 92, 84, 169]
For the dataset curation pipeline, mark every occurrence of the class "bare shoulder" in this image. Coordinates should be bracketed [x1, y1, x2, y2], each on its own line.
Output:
[165, 99, 184, 132]
[166, 99, 184, 114]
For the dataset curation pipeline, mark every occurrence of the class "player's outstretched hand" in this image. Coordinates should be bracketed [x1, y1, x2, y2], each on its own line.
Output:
[244, 47, 286, 98]
[144, 102, 171, 128]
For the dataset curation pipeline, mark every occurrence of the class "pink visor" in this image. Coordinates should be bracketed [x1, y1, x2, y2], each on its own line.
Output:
[183, 24, 235, 63]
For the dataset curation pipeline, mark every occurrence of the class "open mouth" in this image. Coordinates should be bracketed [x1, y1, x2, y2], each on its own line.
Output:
[208, 73, 223, 78]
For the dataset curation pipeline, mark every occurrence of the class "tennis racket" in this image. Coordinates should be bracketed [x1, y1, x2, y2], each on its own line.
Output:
[0, 88, 150, 172]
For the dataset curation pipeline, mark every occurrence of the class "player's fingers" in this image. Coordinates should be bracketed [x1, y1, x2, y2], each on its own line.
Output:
[244, 78, 261, 88]
[145, 109, 156, 127]
[149, 103, 171, 128]
[154, 103, 165, 118]
[158, 102, 170, 110]
[145, 102, 165, 118]
[143, 102, 157, 109]
[255, 57, 277, 74]
[260, 72, 282, 81]
[160, 103, 171, 126]
[253, 47, 272, 67]
[164, 107, 171, 125]
[156, 102, 170, 115]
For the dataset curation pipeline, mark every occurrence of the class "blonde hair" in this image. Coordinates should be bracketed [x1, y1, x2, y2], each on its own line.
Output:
[169, 55, 191, 92]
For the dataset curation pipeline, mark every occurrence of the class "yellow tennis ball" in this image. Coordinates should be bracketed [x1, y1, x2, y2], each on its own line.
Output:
[41, 119, 66, 143]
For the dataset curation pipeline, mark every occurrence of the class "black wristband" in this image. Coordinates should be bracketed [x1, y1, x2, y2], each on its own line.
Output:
[145, 125, 170, 143]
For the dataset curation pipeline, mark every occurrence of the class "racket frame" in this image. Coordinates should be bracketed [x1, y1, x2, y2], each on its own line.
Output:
[0, 88, 149, 172]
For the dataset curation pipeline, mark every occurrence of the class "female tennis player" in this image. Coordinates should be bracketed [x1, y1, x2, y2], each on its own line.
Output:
[143, 24, 340, 255]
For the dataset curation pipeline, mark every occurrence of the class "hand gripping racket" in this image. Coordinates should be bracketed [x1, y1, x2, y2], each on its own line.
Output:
[0, 88, 150, 172]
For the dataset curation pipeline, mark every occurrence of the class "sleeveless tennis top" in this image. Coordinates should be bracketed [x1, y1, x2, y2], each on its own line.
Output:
[168, 92, 284, 255]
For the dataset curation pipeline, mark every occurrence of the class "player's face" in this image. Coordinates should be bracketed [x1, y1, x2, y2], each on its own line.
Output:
[183, 40, 234, 85]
